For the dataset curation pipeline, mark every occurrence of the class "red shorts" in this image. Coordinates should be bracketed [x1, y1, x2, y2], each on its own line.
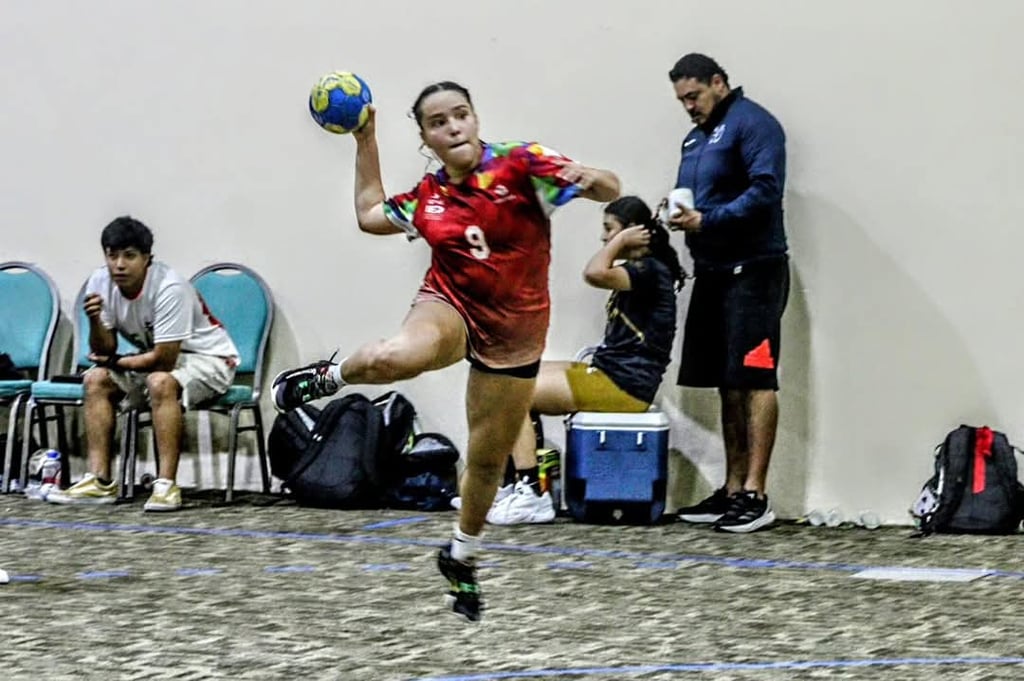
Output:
[414, 283, 547, 370]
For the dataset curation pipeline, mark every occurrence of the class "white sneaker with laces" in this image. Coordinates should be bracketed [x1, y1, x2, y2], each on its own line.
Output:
[450, 482, 514, 511]
[486, 479, 556, 525]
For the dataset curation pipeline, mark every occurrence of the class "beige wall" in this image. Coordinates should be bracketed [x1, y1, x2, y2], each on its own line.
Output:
[3, 0, 1022, 523]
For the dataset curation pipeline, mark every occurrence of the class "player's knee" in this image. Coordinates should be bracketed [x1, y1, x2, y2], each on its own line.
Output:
[365, 339, 425, 381]
[145, 372, 181, 403]
[83, 368, 116, 396]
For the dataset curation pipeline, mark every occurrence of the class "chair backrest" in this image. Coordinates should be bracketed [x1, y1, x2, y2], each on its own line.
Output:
[190, 263, 274, 398]
[0, 261, 61, 380]
[71, 282, 136, 373]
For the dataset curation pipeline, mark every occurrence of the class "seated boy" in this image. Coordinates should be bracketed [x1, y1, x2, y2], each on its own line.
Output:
[48, 216, 239, 512]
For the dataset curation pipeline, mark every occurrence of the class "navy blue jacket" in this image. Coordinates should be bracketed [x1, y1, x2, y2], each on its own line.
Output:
[675, 87, 787, 270]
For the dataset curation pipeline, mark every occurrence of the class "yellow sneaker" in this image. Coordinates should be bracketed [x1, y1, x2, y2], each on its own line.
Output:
[143, 478, 182, 512]
[46, 473, 117, 505]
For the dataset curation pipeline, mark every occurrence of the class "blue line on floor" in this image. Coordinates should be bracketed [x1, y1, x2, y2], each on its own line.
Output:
[3, 516, 1022, 582]
[9, 575, 42, 583]
[176, 568, 224, 577]
[408, 656, 1024, 680]
[77, 570, 131, 580]
[264, 565, 316, 573]
[547, 561, 592, 570]
[362, 517, 430, 530]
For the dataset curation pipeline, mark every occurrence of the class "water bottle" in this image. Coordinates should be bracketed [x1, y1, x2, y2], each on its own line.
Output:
[39, 450, 61, 500]
[806, 508, 844, 527]
[536, 448, 562, 513]
[854, 510, 881, 530]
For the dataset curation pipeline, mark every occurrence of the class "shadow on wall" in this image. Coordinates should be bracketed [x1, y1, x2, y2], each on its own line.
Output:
[662, 257, 812, 520]
[781, 194, 995, 523]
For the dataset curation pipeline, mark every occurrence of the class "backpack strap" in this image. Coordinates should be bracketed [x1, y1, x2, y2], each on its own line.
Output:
[921, 426, 973, 535]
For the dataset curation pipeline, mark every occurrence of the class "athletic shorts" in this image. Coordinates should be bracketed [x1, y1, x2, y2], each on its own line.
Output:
[100, 352, 237, 409]
[565, 362, 649, 412]
[414, 286, 546, 374]
[678, 256, 789, 390]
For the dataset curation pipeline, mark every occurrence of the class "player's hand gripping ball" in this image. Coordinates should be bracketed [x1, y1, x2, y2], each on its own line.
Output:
[308, 71, 372, 134]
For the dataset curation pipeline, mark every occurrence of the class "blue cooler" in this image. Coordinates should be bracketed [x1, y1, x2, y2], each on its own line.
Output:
[565, 410, 670, 524]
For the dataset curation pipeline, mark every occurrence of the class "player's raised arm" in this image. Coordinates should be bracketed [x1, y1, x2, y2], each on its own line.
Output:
[352, 107, 402, 235]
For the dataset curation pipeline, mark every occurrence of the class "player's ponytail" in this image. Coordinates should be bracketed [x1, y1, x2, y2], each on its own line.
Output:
[645, 215, 687, 292]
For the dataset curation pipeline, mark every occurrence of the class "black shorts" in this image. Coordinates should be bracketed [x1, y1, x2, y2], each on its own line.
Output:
[678, 256, 789, 390]
[467, 356, 540, 379]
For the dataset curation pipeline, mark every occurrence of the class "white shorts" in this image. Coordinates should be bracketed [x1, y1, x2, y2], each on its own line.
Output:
[100, 353, 236, 410]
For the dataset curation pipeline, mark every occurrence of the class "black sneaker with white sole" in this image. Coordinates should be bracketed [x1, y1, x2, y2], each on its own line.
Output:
[676, 487, 731, 524]
[271, 354, 339, 411]
[437, 543, 483, 622]
[713, 490, 776, 533]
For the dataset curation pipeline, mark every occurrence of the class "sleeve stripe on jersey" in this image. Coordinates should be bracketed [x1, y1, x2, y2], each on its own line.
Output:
[383, 198, 422, 239]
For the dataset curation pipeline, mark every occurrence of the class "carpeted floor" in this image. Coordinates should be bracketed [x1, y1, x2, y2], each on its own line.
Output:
[1, 490, 1022, 680]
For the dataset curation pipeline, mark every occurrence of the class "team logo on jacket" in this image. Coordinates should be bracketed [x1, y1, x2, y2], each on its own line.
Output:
[709, 124, 726, 144]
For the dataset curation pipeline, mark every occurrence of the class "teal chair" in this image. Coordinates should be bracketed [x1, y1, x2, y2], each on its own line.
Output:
[120, 263, 274, 502]
[22, 282, 135, 491]
[0, 262, 61, 494]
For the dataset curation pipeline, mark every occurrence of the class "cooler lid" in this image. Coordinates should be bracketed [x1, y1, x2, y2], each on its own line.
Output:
[569, 410, 670, 429]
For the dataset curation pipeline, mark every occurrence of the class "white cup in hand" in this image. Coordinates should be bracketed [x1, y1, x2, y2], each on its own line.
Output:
[660, 187, 695, 222]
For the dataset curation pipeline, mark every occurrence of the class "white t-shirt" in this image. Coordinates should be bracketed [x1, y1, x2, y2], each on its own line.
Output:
[85, 261, 239, 359]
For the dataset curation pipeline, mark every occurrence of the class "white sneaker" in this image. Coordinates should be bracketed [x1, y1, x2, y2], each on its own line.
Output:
[450, 482, 513, 511]
[486, 479, 556, 525]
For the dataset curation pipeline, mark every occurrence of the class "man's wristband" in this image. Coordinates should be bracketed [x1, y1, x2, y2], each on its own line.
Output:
[99, 353, 122, 369]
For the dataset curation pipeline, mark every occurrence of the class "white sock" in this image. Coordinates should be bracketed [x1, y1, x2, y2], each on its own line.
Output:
[451, 523, 482, 562]
[326, 358, 348, 388]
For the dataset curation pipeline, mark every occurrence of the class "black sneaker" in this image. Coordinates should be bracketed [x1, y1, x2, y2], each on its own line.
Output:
[676, 487, 731, 524]
[437, 543, 483, 622]
[271, 354, 339, 411]
[713, 490, 776, 533]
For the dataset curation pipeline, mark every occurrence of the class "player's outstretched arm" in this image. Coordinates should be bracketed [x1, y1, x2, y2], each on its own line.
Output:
[352, 107, 402, 235]
[556, 162, 621, 203]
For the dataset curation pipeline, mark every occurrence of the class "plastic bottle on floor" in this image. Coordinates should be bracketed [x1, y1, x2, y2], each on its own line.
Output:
[806, 508, 844, 527]
[855, 510, 881, 529]
[39, 450, 61, 500]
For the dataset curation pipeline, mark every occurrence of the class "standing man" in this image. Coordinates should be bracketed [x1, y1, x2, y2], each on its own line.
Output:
[666, 54, 789, 533]
[47, 216, 239, 512]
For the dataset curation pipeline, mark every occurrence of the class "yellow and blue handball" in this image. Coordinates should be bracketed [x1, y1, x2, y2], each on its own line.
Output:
[308, 71, 372, 134]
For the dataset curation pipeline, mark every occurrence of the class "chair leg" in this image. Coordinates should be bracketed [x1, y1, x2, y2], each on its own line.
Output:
[225, 404, 242, 503]
[118, 409, 139, 501]
[55, 405, 69, 458]
[2, 393, 26, 494]
[118, 410, 129, 499]
[20, 400, 41, 491]
[253, 406, 270, 494]
[65, 411, 79, 488]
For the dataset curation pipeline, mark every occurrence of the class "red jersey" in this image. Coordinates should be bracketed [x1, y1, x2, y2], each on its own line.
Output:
[384, 141, 581, 368]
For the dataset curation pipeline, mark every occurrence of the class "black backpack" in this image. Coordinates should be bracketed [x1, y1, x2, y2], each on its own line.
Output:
[911, 424, 1024, 535]
[267, 393, 386, 509]
[383, 432, 460, 511]
[372, 391, 418, 459]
